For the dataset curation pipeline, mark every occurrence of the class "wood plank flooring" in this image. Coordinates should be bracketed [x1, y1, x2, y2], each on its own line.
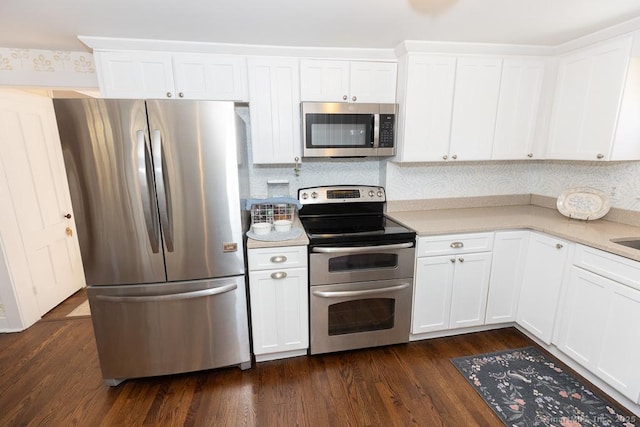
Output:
[0, 291, 631, 426]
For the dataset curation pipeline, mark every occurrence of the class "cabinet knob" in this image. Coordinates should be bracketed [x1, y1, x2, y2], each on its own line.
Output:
[178, 92, 184, 98]
[596, 153, 604, 159]
[450, 242, 464, 249]
[442, 155, 448, 160]
[556, 243, 563, 249]
[458, 257, 464, 263]
[270, 255, 287, 263]
[527, 153, 533, 158]
[452, 154, 458, 160]
[450, 258, 456, 263]
[352, 96, 357, 102]
[343, 95, 348, 101]
[271, 271, 288, 280]
[166, 92, 172, 98]
[64, 213, 72, 219]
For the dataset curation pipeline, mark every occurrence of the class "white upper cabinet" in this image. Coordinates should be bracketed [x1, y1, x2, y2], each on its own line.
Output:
[170, 54, 248, 100]
[95, 51, 175, 99]
[300, 59, 397, 103]
[546, 36, 635, 160]
[491, 59, 545, 160]
[448, 57, 503, 161]
[395, 54, 456, 162]
[247, 57, 301, 164]
[94, 50, 248, 100]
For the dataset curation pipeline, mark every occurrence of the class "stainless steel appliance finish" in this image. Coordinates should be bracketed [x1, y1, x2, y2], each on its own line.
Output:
[298, 185, 416, 355]
[54, 99, 251, 385]
[301, 102, 397, 158]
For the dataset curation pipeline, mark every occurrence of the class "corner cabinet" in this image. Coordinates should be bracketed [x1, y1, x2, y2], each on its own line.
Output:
[412, 233, 493, 334]
[516, 232, 571, 345]
[247, 245, 308, 362]
[299, 59, 397, 103]
[247, 57, 301, 164]
[485, 230, 529, 324]
[94, 50, 248, 100]
[546, 36, 639, 161]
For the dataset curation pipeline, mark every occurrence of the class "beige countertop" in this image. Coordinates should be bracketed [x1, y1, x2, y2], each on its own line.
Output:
[386, 204, 640, 262]
[246, 216, 309, 249]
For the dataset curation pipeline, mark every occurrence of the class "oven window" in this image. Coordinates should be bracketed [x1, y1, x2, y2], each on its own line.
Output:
[306, 114, 374, 148]
[328, 253, 398, 272]
[328, 298, 395, 335]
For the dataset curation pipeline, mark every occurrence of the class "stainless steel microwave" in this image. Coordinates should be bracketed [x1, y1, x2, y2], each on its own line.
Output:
[301, 102, 397, 158]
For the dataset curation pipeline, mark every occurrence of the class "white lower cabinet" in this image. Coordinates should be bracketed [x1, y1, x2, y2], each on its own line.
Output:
[485, 231, 529, 324]
[516, 232, 571, 345]
[247, 245, 308, 361]
[558, 246, 640, 403]
[412, 233, 493, 334]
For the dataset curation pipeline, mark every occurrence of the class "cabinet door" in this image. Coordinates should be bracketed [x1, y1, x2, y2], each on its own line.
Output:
[546, 37, 632, 160]
[557, 267, 609, 369]
[349, 61, 397, 103]
[249, 267, 308, 357]
[247, 57, 301, 164]
[412, 255, 455, 334]
[516, 233, 570, 344]
[597, 281, 640, 403]
[171, 54, 248, 101]
[396, 54, 456, 162]
[95, 51, 175, 99]
[449, 252, 492, 329]
[449, 57, 502, 161]
[485, 231, 529, 324]
[299, 59, 350, 102]
[492, 59, 544, 160]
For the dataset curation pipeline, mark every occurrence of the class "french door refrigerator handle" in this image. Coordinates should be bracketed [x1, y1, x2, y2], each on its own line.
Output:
[152, 129, 174, 252]
[95, 283, 238, 303]
[312, 282, 410, 298]
[136, 130, 160, 253]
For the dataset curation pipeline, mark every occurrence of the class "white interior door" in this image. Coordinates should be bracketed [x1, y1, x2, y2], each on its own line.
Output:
[0, 89, 85, 328]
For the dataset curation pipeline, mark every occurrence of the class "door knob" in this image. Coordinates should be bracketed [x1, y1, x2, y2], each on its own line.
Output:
[64, 213, 72, 219]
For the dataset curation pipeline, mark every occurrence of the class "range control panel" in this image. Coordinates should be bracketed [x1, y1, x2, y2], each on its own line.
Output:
[298, 185, 386, 205]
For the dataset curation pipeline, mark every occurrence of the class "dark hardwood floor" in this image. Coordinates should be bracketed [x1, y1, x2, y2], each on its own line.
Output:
[0, 291, 630, 426]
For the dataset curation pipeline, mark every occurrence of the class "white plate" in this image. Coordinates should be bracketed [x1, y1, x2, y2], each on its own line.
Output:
[557, 187, 611, 220]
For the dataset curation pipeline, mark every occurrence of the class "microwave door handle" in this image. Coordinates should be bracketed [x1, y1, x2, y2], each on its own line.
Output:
[372, 113, 379, 148]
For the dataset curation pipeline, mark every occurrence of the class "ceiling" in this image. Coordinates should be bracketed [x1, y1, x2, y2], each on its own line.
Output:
[2, 0, 640, 53]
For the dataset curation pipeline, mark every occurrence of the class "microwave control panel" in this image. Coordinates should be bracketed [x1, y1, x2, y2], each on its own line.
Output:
[379, 114, 395, 148]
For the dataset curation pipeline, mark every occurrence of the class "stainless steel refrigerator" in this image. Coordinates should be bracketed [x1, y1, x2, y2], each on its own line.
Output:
[53, 99, 251, 386]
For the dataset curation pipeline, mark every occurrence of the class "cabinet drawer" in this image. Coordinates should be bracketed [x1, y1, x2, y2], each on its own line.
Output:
[573, 244, 640, 292]
[248, 246, 308, 271]
[416, 232, 494, 257]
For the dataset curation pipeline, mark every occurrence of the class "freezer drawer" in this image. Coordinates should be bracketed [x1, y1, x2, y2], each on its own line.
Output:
[87, 275, 251, 385]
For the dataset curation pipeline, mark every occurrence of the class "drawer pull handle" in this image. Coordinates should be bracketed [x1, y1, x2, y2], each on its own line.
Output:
[450, 242, 464, 249]
[271, 272, 287, 280]
[270, 255, 287, 263]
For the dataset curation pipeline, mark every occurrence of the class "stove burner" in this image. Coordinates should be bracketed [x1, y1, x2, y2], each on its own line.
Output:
[298, 185, 415, 247]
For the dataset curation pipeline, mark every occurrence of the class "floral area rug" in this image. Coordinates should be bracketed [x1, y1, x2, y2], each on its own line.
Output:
[451, 347, 637, 427]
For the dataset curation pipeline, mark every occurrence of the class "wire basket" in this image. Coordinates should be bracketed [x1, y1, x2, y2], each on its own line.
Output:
[250, 203, 294, 225]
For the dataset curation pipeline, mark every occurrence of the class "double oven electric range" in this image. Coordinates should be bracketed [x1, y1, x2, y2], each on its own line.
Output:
[298, 185, 416, 355]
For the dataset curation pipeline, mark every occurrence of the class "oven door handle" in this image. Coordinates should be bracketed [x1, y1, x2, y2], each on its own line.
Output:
[312, 242, 414, 254]
[312, 282, 410, 298]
